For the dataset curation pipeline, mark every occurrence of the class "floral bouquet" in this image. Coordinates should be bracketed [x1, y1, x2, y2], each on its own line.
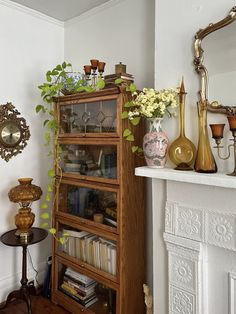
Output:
[127, 87, 179, 122]
[122, 86, 179, 154]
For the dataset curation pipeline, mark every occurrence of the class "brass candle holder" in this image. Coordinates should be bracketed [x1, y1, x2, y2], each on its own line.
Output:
[84, 65, 92, 86]
[83, 60, 106, 88]
[210, 116, 236, 176]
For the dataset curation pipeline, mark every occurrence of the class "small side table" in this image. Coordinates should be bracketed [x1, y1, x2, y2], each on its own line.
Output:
[0, 227, 48, 314]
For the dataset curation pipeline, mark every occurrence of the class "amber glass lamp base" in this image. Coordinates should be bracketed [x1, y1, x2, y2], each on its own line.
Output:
[15, 207, 35, 240]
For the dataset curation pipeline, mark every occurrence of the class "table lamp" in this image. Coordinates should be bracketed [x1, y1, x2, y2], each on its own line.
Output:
[8, 178, 42, 240]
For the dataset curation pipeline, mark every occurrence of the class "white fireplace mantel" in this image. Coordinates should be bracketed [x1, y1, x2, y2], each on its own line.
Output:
[135, 166, 236, 189]
[136, 166, 236, 314]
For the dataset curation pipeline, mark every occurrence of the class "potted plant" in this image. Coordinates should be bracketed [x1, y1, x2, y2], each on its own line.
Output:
[35, 62, 105, 243]
[121, 86, 179, 167]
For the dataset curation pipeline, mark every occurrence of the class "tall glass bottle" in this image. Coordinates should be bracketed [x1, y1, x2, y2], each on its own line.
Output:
[169, 78, 196, 170]
[194, 100, 217, 173]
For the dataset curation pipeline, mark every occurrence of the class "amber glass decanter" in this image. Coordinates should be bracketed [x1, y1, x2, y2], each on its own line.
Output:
[169, 79, 196, 170]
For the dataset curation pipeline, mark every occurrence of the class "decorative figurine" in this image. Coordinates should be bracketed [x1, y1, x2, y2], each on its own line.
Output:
[143, 284, 153, 314]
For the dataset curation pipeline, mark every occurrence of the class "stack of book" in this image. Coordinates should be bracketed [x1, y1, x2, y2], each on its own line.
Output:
[63, 229, 117, 275]
[60, 267, 98, 308]
[104, 72, 134, 86]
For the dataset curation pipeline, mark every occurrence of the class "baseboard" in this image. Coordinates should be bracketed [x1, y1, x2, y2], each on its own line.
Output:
[0, 261, 46, 302]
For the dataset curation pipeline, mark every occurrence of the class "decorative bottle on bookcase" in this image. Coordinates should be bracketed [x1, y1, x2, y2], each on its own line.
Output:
[52, 87, 145, 314]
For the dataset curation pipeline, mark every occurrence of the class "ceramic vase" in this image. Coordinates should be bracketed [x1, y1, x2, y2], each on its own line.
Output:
[143, 118, 169, 168]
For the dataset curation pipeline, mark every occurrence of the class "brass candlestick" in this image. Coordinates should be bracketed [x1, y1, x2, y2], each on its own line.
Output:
[210, 116, 236, 176]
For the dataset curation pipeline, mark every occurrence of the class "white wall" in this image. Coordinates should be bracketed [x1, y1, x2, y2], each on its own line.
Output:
[64, 0, 155, 90]
[154, 0, 236, 312]
[0, 1, 64, 301]
[64, 0, 155, 287]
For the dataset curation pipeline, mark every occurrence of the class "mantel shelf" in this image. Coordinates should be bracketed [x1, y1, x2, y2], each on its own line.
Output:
[135, 166, 236, 189]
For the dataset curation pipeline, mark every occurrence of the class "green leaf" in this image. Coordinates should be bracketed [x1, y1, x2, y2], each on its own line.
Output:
[47, 184, 53, 192]
[55, 64, 62, 71]
[43, 120, 49, 127]
[59, 237, 66, 245]
[51, 70, 59, 76]
[45, 194, 51, 202]
[124, 101, 135, 108]
[96, 79, 105, 89]
[35, 105, 43, 113]
[62, 62, 67, 69]
[123, 129, 131, 137]
[49, 228, 57, 235]
[63, 232, 70, 237]
[121, 111, 129, 119]
[126, 134, 134, 141]
[41, 203, 48, 209]
[115, 78, 123, 84]
[132, 146, 139, 153]
[129, 83, 137, 93]
[138, 148, 143, 153]
[131, 116, 141, 126]
[46, 75, 52, 83]
[48, 169, 55, 178]
[41, 212, 50, 219]
[67, 63, 72, 67]
[40, 222, 49, 228]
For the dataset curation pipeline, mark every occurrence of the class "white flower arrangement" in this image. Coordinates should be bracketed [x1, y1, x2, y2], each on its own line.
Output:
[121, 84, 179, 154]
[127, 87, 179, 121]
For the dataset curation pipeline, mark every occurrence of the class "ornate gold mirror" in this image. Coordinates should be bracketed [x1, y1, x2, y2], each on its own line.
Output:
[0, 103, 30, 162]
[194, 6, 236, 115]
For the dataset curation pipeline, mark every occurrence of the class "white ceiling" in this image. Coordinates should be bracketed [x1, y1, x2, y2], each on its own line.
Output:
[9, 0, 110, 21]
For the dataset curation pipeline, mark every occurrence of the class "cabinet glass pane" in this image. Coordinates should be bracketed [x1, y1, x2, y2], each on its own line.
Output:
[61, 144, 117, 180]
[58, 262, 116, 313]
[60, 99, 117, 134]
[58, 223, 117, 276]
[58, 183, 117, 229]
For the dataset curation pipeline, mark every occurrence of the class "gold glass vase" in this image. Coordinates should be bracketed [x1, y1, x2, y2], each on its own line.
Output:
[194, 101, 217, 173]
[169, 79, 196, 170]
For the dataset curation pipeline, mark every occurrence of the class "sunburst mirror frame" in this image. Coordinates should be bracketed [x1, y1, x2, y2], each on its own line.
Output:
[0, 102, 30, 162]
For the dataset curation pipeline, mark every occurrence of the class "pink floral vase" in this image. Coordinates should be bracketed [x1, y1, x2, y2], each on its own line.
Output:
[143, 118, 169, 168]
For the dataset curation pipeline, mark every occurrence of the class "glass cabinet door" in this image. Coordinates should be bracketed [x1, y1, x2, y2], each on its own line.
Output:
[59, 98, 118, 136]
[59, 143, 118, 184]
[57, 181, 118, 232]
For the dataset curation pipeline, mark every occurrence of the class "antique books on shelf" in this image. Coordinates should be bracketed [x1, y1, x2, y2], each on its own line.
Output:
[52, 87, 145, 314]
[62, 228, 117, 276]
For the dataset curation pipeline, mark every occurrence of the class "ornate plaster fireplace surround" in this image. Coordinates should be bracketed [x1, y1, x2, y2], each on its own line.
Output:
[136, 167, 236, 314]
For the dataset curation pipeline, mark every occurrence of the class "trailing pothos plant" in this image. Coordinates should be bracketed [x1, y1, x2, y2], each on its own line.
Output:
[36, 61, 105, 244]
[115, 78, 144, 155]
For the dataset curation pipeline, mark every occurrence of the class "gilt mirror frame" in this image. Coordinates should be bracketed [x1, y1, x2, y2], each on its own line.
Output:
[194, 6, 236, 115]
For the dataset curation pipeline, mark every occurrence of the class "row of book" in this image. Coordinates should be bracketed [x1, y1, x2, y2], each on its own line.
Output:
[60, 267, 98, 308]
[63, 228, 117, 276]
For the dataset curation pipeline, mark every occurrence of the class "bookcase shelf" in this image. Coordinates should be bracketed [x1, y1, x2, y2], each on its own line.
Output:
[52, 87, 145, 314]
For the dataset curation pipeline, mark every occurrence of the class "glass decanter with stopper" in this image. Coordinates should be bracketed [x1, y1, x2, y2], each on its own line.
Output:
[169, 78, 196, 170]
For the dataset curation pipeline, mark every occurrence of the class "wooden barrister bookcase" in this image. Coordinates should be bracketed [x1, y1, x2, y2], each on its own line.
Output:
[51, 87, 145, 314]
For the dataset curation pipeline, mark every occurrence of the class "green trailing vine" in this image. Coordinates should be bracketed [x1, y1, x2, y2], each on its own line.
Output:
[36, 61, 105, 244]
[115, 78, 144, 155]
